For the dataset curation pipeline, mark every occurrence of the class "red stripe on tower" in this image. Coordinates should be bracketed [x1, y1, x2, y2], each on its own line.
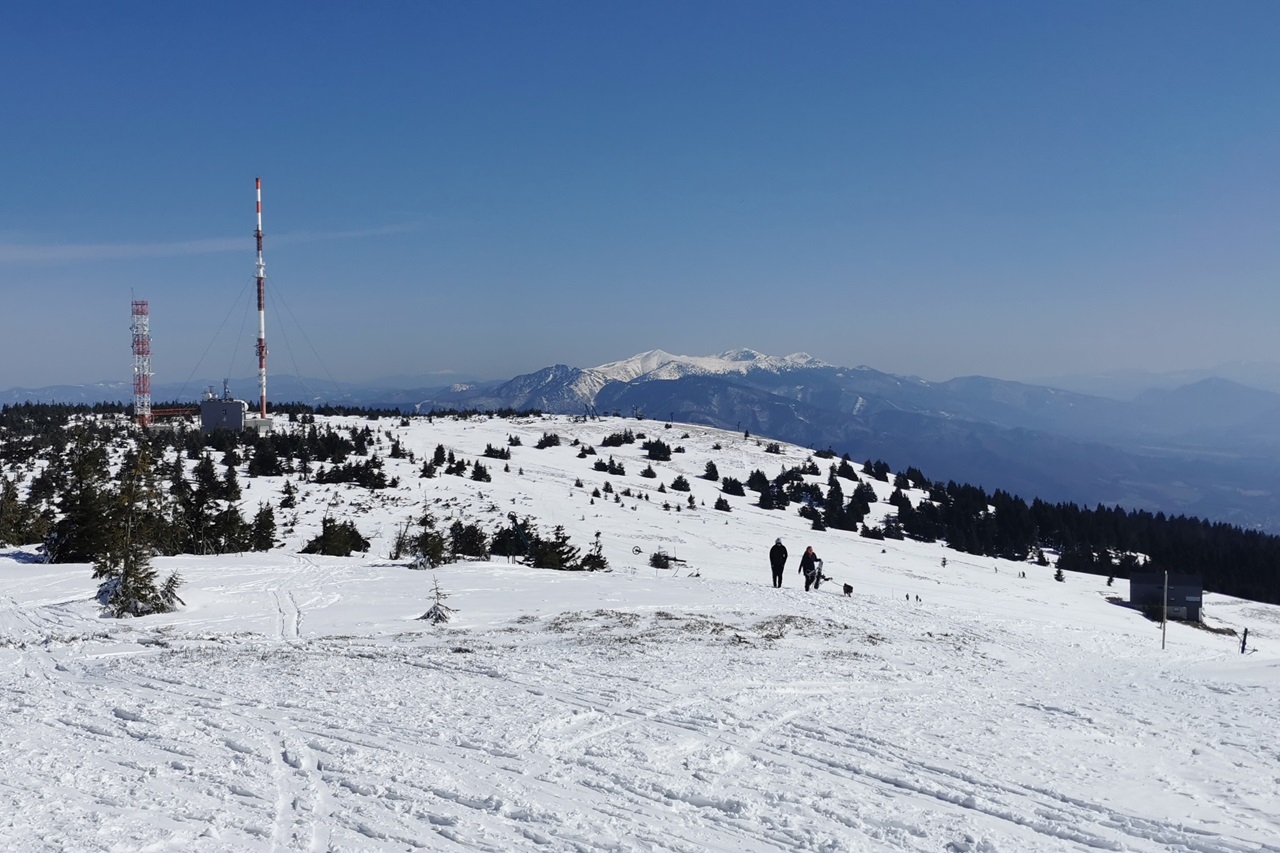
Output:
[254, 177, 267, 418]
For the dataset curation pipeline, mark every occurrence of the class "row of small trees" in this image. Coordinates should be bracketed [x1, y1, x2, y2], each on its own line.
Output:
[390, 510, 608, 572]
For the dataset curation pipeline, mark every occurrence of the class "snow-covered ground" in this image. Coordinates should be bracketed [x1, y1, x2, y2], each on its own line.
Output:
[2, 414, 1277, 852]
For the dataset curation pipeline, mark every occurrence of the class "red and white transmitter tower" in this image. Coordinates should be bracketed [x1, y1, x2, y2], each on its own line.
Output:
[130, 300, 152, 426]
[254, 177, 268, 418]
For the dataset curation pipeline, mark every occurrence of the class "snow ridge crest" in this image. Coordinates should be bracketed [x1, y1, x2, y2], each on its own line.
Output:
[587, 349, 828, 385]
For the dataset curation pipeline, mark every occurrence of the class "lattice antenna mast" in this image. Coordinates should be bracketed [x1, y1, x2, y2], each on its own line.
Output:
[131, 300, 152, 426]
[254, 177, 268, 418]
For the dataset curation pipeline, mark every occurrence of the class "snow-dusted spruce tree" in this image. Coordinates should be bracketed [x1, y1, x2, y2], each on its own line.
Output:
[419, 575, 455, 624]
[94, 441, 184, 618]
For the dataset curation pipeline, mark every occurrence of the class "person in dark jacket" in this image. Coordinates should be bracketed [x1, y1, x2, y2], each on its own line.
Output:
[799, 546, 822, 592]
[769, 538, 788, 588]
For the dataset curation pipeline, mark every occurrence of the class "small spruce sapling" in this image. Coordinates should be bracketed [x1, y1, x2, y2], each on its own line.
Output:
[420, 575, 456, 624]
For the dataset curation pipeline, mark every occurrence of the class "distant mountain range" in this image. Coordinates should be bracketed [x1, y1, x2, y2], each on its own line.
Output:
[404, 349, 1280, 532]
[1031, 361, 1280, 399]
[9, 349, 1280, 531]
[0, 372, 479, 409]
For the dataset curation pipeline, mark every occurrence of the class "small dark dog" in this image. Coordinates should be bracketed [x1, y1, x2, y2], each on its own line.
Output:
[842, 583, 853, 597]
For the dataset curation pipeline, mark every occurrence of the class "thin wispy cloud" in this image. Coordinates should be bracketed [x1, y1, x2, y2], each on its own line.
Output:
[275, 222, 422, 245]
[0, 222, 422, 265]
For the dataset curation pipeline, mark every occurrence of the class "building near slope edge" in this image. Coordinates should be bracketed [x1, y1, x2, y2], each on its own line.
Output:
[1130, 573, 1203, 621]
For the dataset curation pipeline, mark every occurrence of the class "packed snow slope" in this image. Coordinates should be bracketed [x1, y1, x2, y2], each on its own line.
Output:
[2, 414, 1278, 852]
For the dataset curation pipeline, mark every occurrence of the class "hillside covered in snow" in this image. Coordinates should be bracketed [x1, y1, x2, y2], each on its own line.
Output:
[1, 412, 1278, 851]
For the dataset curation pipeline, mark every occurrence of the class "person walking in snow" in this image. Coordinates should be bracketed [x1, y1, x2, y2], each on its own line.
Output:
[769, 538, 788, 588]
[799, 546, 822, 592]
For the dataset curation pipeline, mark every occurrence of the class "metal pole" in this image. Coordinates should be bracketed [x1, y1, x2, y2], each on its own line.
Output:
[255, 177, 267, 419]
[130, 299, 152, 426]
[1162, 569, 1167, 650]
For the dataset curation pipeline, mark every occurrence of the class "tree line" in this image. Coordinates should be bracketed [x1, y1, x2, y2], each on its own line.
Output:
[4, 404, 1280, 606]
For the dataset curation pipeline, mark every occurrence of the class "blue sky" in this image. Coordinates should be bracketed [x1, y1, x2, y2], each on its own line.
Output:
[2, 1, 1277, 391]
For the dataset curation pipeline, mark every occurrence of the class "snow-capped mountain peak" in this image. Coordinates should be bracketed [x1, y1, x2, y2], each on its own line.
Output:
[588, 348, 829, 385]
[716, 347, 768, 362]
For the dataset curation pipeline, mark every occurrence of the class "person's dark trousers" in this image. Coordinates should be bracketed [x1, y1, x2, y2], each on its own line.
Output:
[772, 568, 783, 588]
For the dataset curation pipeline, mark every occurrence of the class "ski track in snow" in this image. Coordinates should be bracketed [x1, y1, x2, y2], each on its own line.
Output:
[2, 413, 1278, 852]
[3, 593, 1277, 852]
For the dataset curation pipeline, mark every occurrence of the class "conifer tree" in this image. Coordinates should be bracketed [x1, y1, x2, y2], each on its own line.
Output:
[529, 525, 581, 570]
[825, 478, 847, 530]
[212, 506, 249, 553]
[94, 441, 184, 617]
[223, 466, 241, 502]
[0, 476, 33, 546]
[250, 503, 276, 551]
[301, 516, 370, 557]
[414, 512, 448, 568]
[579, 531, 609, 571]
[247, 436, 282, 477]
[420, 575, 455, 623]
[46, 430, 113, 563]
[193, 453, 220, 497]
[449, 520, 489, 559]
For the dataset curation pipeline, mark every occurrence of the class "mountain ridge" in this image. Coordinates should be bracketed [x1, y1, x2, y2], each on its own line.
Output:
[8, 350, 1280, 529]
[398, 351, 1280, 531]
